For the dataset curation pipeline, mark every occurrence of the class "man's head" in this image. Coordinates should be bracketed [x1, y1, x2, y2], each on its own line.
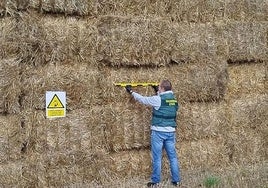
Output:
[159, 80, 172, 92]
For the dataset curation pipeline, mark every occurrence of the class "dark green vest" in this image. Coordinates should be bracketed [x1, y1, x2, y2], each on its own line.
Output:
[151, 93, 179, 127]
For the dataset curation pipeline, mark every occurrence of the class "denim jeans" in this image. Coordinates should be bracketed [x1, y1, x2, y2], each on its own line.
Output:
[151, 130, 181, 183]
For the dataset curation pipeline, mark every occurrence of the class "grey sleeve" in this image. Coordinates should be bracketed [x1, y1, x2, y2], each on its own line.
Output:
[132, 92, 161, 110]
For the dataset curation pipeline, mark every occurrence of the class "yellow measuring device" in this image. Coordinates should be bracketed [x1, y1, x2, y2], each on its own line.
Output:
[114, 82, 159, 87]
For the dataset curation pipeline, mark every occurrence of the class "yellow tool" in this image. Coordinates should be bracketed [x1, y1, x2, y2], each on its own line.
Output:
[114, 82, 159, 87]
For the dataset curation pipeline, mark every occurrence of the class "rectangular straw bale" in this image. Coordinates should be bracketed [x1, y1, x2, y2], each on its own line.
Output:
[19, 108, 110, 185]
[13, 13, 47, 65]
[21, 62, 100, 110]
[178, 101, 228, 142]
[93, 0, 181, 19]
[228, 94, 267, 130]
[100, 58, 228, 103]
[0, 161, 23, 186]
[96, 15, 174, 67]
[46, 165, 84, 187]
[0, 17, 18, 59]
[224, 127, 266, 164]
[171, 0, 268, 22]
[226, 62, 267, 98]
[171, 22, 227, 62]
[18, 14, 63, 65]
[178, 137, 229, 170]
[41, 149, 108, 186]
[223, 21, 268, 62]
[225, 0, 268, 21]
[10, 13, 97, 65]
[21, 108, 107, 155]
[92, 0, 267, 22]
[21, 151, 104, 187]
[28, 0, 92, 16]
[2, 0, 268, 22]
[167, 0, 225, 23]
[107, 150, 151, 178]
[101, 104, 151, 152]
[0, 58, 21, 114]
[244, 0, 268, 21]
[41, 15, 98, 65]
[224, 94, 267, 163]
[224, 0, 249, 21]
[0, 114, 21, 163]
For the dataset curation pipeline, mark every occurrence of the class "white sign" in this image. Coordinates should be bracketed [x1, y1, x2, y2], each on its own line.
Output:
[46, 91, 66, 118]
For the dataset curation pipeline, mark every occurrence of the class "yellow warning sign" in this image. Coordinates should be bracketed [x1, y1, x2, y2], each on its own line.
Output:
[47, 94, 64, 108]
[47, 109, 65, 117]
[46, 91, 66, 118]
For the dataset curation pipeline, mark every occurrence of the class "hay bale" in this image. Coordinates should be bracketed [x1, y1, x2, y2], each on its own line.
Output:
[171, 22, 227, 62]
[101, 104, 151, 152]
[2, 13, 97, 65]
[224, 94, 267, 164]
[90, 0, 268, 22]
[0, 58, 21, 114]
[29, 0, 92, 16]
[9, 13, 47, 65]
[170, 0, 268, 22]
[19, 108, 109, 186]
[2, 0, 268, 22]
[1, 0, 92, 16]
[225, 0, 268, 21]
[223, 21, 268, 62]
[179, 137, 229, 170]
[96, 15, 174, 66]
[41, 16, 82, 64]
[0, 161, 23, 186]
[20, 148, 109, 187]
[175, 0, 226, 23]
[0, 115, 21, 163]
[94, 0, 182, 19]
[41, 16, 98, 65]
[99, 59, 228, 103]
[178, 101, 228, 141]
[228, 94, 267, 130]
[226, 61, 267, 98]
[107, 150, 151, 178]
[0, 17, 18, 59]
[21, 62, 100, 110]
[21, 107, 107, 154]
[224, 129, 266, 165]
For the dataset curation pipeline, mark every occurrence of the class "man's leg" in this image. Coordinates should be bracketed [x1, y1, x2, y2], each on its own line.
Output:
[164, 132, 181, 183]
[151, 130, 163, 183]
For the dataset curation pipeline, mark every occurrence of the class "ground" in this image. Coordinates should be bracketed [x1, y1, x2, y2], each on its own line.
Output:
[92, 162, 268, 188]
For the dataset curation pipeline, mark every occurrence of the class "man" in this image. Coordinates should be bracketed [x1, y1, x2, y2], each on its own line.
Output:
[125, 80, 181, 187]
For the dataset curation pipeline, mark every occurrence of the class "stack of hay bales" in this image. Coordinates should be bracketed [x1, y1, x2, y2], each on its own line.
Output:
[0, 0, 267, 187]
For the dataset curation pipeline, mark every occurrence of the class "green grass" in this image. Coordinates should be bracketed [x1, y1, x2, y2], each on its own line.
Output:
[203, 175, 221, 188]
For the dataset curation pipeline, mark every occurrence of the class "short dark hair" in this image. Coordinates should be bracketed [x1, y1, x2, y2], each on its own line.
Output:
[160, 80, 172, 91]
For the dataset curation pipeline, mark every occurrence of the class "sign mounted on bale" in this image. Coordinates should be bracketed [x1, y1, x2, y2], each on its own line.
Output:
[46, 91, 66, 118]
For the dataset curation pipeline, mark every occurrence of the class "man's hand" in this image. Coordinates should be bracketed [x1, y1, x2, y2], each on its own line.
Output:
[125, 85, 133, 94]
[152, 85, 159, 94]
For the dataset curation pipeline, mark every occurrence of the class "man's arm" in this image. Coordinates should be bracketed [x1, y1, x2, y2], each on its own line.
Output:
[132, 92, 161, 110]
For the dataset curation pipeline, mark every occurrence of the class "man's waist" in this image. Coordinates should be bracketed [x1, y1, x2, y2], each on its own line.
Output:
[151, 125, 176, 132]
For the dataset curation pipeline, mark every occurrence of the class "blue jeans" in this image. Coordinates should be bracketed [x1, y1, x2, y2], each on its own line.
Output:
[151, 130, 181, 183]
